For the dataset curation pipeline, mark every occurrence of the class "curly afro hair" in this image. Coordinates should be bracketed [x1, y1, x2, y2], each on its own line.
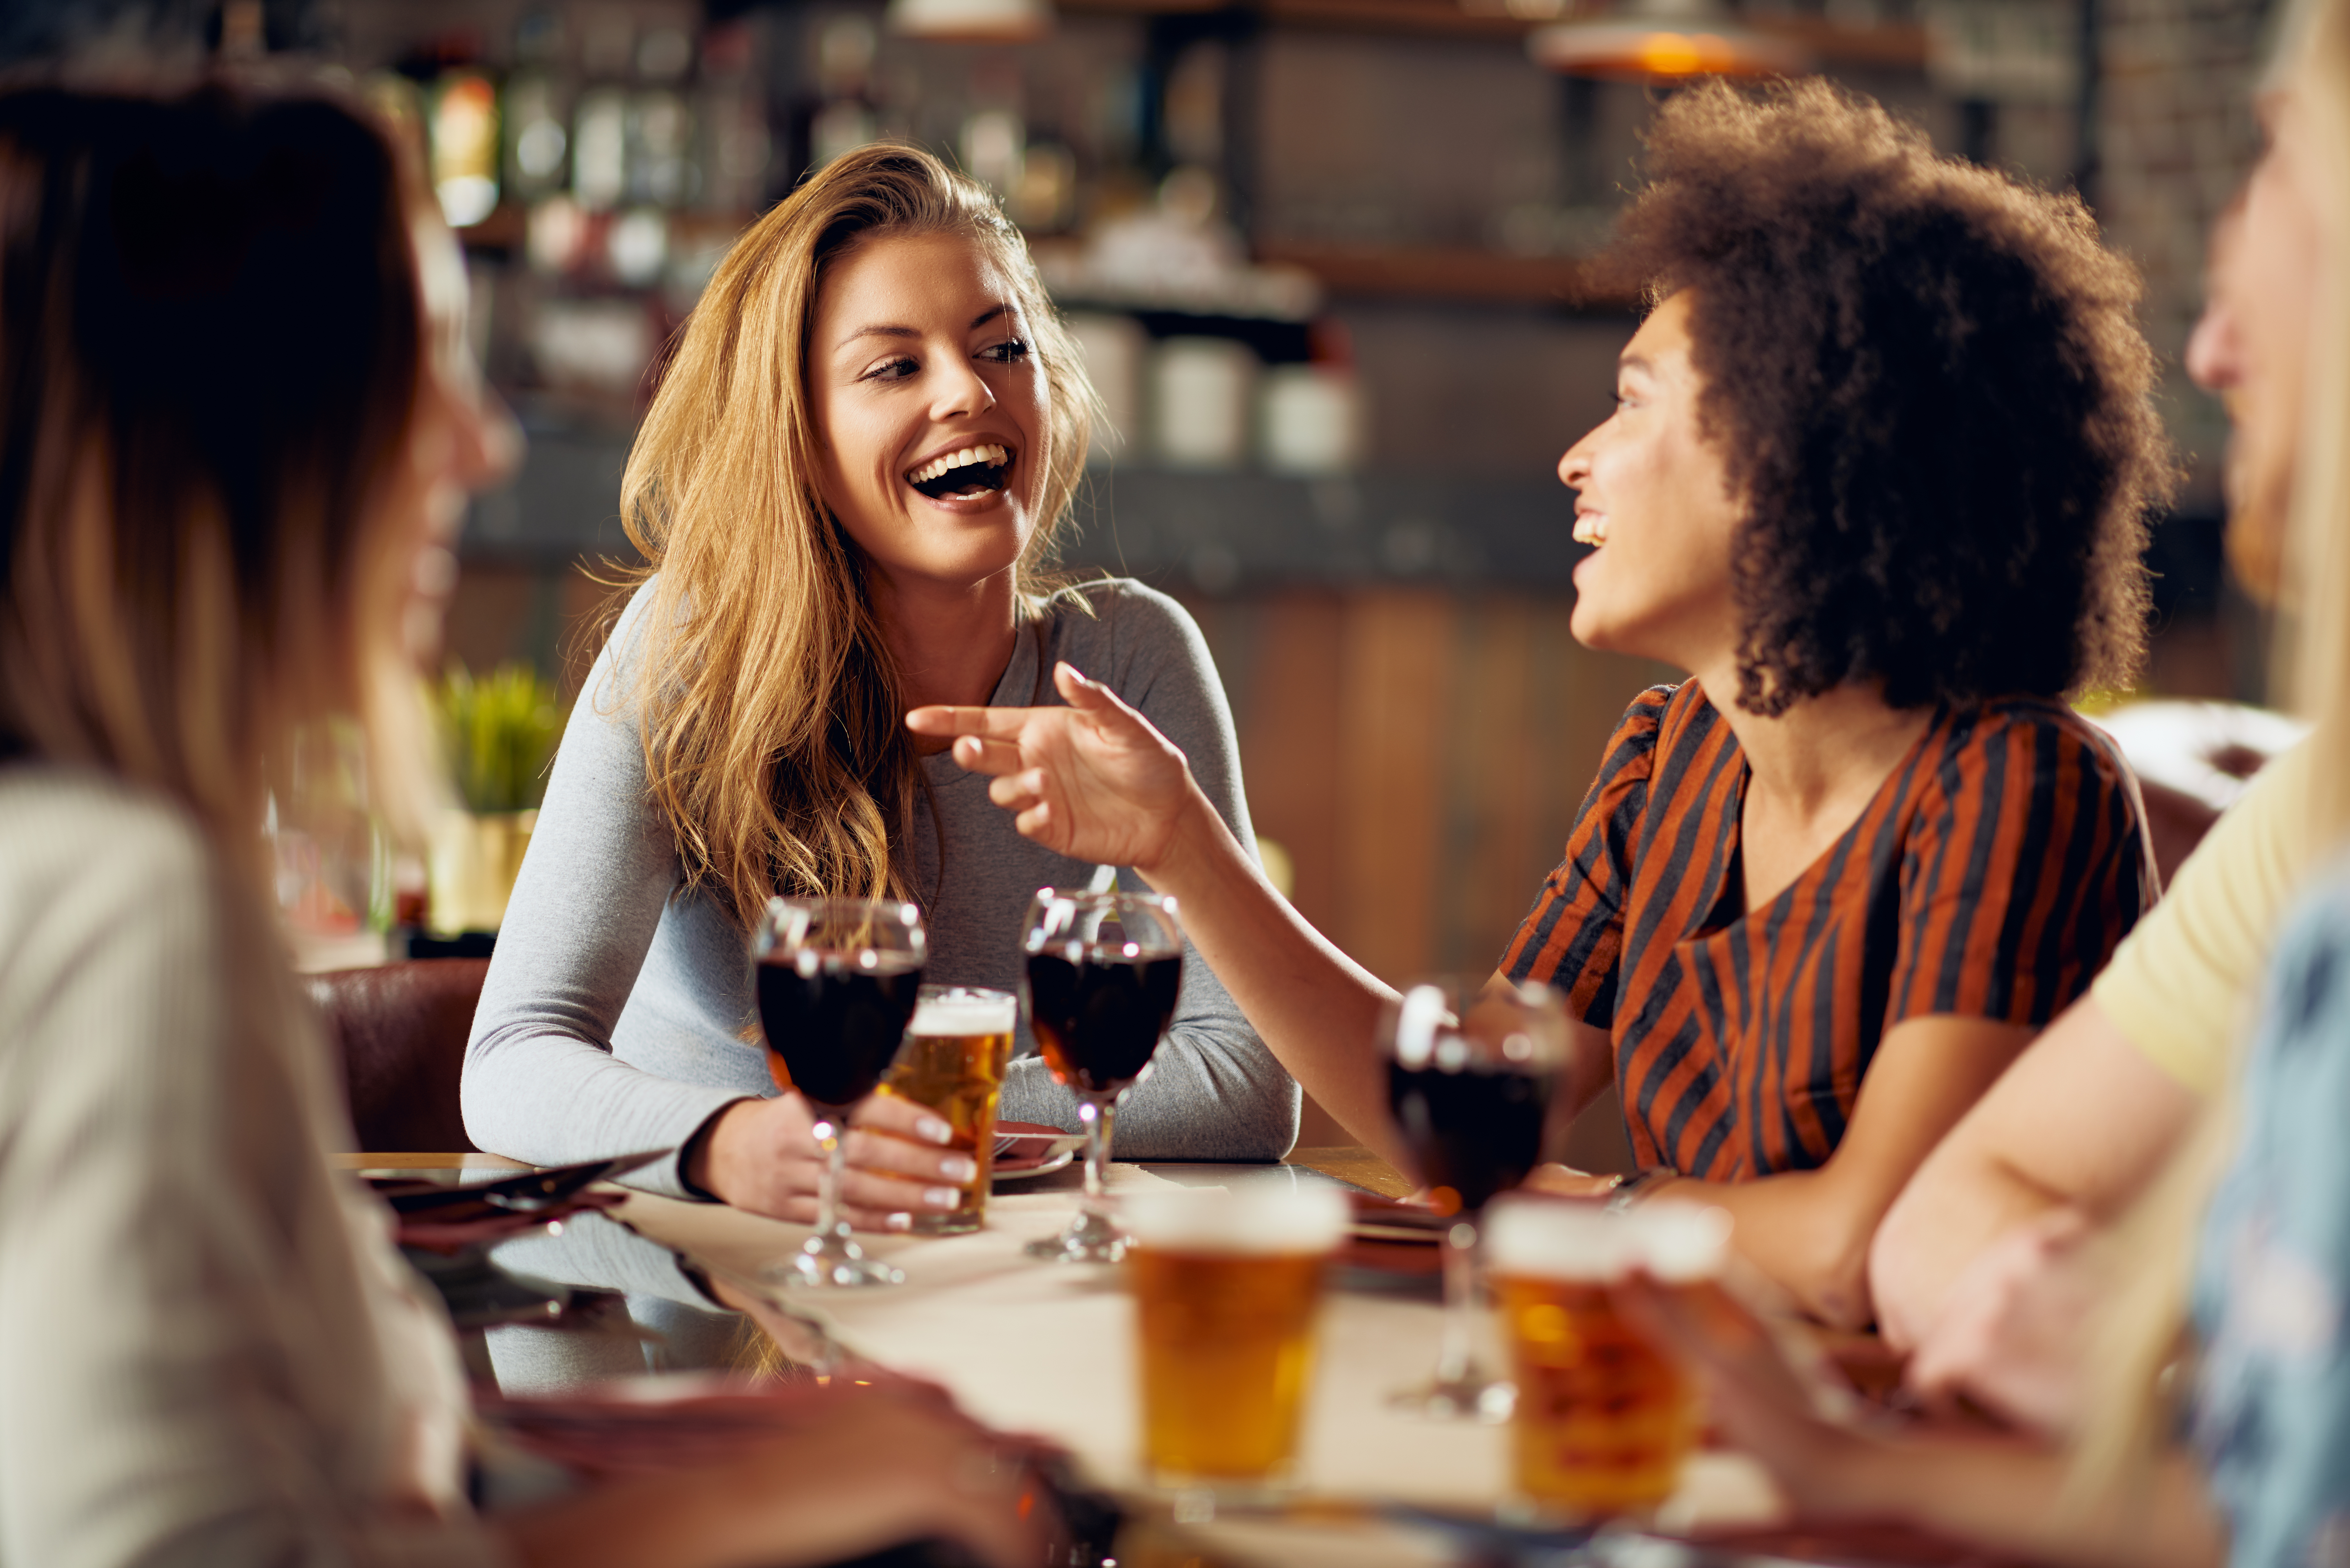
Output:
[1594, 78, 2174, 715]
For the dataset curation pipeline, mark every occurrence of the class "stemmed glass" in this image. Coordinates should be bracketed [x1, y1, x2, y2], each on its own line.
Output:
[752, 896, 926, 1288]
[1382, 975, 1569, 1420]
[1020, 887, 1185, 1263]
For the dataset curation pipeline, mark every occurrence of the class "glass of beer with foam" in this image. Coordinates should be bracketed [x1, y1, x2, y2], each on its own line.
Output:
[1126, 1184, 1351, 1497]
[878, 985, 1018, 1235]
[1485, 1198, 1730, 1519]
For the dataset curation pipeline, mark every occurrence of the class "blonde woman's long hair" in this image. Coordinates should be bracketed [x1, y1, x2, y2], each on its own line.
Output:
[0, 77, 430, 876]
[614, 144, 1096, 928]
[2070, 0, 2350, 1501]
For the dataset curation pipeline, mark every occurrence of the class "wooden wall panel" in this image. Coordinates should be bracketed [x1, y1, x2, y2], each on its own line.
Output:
[1228, 592, 1346, 932]
[1437, 594, 1539, 975]
[1332, 590, 1458, 983]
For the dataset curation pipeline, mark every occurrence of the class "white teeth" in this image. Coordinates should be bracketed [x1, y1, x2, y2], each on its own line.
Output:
[909, 444, 1010, 485]
[1573, 514, 1609, 546]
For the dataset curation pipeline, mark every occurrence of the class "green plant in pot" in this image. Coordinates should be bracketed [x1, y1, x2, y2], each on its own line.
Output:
[427, 663, 563, 935]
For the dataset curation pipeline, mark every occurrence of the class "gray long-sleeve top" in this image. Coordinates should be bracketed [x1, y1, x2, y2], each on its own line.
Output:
[462, 577, 1300, 1197]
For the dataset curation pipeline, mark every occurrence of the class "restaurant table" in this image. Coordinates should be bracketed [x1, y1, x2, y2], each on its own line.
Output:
[344, 1146, 2007, 1568]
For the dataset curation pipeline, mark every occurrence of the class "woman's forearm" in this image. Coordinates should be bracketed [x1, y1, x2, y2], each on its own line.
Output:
[1832, 1436, 2223, 1568]
[1635, 1169, 1878, 1327]
[1138, 781, 1409, 1170]
[1640, 1014, 2045, 1328]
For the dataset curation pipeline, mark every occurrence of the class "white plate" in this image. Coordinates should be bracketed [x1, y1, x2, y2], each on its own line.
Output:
[992, 1129, 1086, 1160]
[991, 1147, 1077, 1184]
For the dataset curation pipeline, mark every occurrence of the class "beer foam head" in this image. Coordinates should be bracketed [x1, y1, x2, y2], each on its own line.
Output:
[1636, 1202, 1733, 1283]
[910, 987, 1016, 1036]
[1484, 1197, 1730, 1283]
[1123, 1184, 1350, 1255]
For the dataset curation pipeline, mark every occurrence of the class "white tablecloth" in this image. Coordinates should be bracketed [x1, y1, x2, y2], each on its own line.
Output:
[610, 1164, 1782, 1562]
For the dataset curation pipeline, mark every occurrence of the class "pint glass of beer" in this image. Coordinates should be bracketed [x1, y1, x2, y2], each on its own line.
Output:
[1485, 1199, 1730, 1519]
[878, 986, 1017, 1235]
[1126, 1185, 1351, 1494]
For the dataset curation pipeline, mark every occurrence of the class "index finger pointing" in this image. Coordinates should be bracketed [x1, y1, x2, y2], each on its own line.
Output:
[906, 704, 1033, 738]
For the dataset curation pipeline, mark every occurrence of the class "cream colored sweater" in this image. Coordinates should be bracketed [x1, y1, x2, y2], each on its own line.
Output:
[0, 765, 505, 1567]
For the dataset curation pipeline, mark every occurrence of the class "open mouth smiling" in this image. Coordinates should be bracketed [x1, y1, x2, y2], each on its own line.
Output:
[907, 442, 1014, 501]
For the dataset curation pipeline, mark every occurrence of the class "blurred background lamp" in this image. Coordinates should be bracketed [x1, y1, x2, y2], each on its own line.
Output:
[428, 71, 500, 228]
[608, 208, 670, 289]
[1528, 0, 1812, 79]
[886, 0, 1052, 43]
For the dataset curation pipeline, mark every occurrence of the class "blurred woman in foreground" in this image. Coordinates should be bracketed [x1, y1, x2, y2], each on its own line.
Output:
[0, 77, 1043, 1568]
[915, 79, 2169, 1328]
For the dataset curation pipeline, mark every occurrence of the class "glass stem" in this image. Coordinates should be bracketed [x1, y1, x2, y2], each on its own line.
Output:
[1080, 1094, 1116, 1209]
[812, 1109, 849, 1246]
[1436, 1217, 1480, 1385]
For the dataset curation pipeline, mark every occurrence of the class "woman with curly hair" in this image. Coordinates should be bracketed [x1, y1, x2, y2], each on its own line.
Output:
[912, 78, 2170, 1328]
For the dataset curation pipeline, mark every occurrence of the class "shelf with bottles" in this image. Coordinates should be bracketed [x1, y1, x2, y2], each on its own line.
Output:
[361, 13, 779, 430]
[1059, 0, 1927, 64]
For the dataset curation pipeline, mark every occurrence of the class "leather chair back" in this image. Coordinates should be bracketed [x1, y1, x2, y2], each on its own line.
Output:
[307, 959, 489, 1153]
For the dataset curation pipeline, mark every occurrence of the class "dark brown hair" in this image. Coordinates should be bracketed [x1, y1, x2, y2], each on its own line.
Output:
[1597, 78, 2173, 715]
[0, 76, 424, 840]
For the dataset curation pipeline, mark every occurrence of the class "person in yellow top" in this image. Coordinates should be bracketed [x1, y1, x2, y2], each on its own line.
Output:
[1867, 180, 2324, 1413]
[2091, 742, 2311, 1095]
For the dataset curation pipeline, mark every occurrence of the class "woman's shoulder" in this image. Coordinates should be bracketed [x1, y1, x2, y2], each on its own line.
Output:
[0, 764, 211, 891]
[0, 765, 220, 964]
[1934, 696, 2134, 783]
[1565, 684, 1691, 817]
[1613, 681, 1699, 757]
[1039, 576, 1212, 673]
[1043, 575, 1195, 638]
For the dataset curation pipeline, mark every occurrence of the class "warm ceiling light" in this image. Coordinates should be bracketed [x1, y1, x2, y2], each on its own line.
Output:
[884, 0, 1053, 42]
[1528, 0, 1811, 79]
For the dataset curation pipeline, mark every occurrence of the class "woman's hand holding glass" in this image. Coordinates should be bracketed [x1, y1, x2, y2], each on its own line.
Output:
[906, 660, 1209, 872]
[686, 1091, 981, 1231]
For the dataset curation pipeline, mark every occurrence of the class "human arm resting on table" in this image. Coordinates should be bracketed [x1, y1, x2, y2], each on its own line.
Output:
[1543, 1013, 2037, 1329]
[910, 660, 1411, 1172]
[465, 597, 973, 1224]
[1620, 1277, 2224, 1568]
[498, 1383, 1052, 1568]
[1867, 999, 2197, 1350]
[1866, 739, 2318, 1349]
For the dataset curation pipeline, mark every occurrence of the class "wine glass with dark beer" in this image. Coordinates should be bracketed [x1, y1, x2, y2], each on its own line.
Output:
[753, 896, 926, 1288]
[1020, 887, 1184, 1263]
[1383, 976, 1568, 1418]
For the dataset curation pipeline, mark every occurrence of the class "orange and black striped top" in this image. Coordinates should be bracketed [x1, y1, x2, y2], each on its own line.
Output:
[1502, 682, 2152, 1181]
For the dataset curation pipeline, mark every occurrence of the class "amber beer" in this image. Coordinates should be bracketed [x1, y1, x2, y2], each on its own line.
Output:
[878, 987, 1016, 1235]
[1486, 1199, 1730, 1518]
[1126, 1186, 1350, 1491]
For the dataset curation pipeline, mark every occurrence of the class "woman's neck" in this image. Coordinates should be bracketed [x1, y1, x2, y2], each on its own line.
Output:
[1694, 658, 1934, 911]
[866, 566, 1022, 753]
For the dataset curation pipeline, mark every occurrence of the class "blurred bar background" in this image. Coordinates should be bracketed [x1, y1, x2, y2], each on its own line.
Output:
[6, 0, 2269, 1141]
